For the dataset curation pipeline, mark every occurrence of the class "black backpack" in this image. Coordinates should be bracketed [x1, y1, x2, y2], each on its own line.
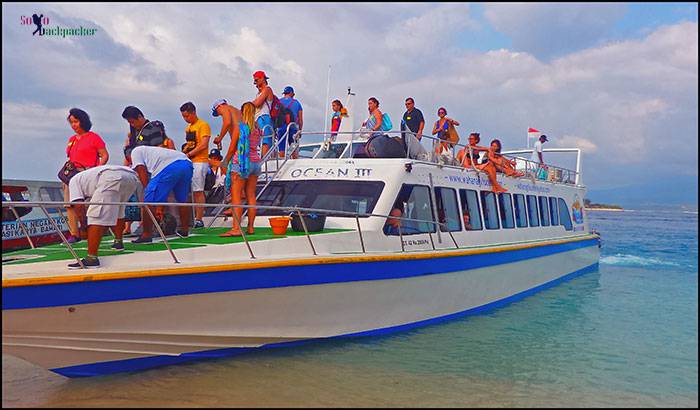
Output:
[135, 120, 166, 147]
[273, 103, 291, 131]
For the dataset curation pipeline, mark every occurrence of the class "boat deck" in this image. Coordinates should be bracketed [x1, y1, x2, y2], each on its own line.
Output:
[2, 227, 347, 266]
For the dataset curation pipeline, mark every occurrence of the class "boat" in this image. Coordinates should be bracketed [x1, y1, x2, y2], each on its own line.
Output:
[2, 179, 70, 253]
[1, 96, 600, 378]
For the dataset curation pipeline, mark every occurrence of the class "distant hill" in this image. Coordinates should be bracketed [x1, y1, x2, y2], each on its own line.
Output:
[587, 175, 698, 207]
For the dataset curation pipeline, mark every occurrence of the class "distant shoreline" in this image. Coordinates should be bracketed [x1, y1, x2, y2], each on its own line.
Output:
[585, 207, 624, 212]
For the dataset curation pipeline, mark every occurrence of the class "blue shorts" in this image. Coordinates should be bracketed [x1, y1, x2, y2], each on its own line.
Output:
[277, 125, 297, 152]
[257, 114, 274, 146]
[144, 160, 193, 203]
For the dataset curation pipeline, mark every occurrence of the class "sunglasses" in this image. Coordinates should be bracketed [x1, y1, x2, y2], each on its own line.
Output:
[438, 111, 446, 115]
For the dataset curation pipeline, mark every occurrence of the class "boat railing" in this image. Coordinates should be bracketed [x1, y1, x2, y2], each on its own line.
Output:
[2, 199, 460, 268]
[298, 130, 580, 186]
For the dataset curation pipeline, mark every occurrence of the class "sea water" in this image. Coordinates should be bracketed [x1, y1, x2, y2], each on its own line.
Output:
[2, 207, 697, 407]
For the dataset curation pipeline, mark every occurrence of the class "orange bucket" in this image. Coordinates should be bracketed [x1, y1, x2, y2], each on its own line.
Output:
[269, 216, 291, 235]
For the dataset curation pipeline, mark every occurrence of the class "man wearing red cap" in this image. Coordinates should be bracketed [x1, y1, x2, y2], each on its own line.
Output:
[252, 70, 275, 159]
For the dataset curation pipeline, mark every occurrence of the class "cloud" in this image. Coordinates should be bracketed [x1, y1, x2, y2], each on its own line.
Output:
[483, 3, 627, 60]
[1, 4, 697, 193]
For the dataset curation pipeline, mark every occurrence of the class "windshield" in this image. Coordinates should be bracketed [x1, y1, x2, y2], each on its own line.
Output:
[257, 180, 385, 217]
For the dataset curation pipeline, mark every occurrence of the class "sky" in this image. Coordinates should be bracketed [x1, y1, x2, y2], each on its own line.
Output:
[2, 2, 698, 203]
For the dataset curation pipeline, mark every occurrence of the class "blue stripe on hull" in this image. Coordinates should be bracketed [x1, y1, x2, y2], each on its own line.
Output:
[51, 262, 599, 378]
[3, 238, 598, 310]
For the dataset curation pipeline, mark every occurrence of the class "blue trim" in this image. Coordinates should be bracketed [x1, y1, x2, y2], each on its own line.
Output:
[51, 262, 599, 377]
[3, 238, 598, 310]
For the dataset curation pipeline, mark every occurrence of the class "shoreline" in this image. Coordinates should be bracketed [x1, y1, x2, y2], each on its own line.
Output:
[585, 207, 624, 212]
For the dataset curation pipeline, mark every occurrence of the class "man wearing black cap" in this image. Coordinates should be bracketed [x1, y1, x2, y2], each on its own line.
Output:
[530, 134, 548, 165]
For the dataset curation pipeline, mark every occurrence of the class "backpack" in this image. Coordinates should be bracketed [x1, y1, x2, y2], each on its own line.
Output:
[204, 169, 216, 191]
[276, 99, 296, 130]
[266, 94, 285, 128]
[381, 113, 393, 131]
[135, 120, 166, 147]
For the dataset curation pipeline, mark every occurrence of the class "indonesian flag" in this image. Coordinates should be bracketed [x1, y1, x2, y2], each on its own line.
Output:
[528, 127, 541, 147]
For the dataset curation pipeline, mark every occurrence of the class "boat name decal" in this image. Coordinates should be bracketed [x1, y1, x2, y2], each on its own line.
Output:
[444, 175, 502, 188]
[2, 216, 68, 240]
[289, 167, 373, 178]
[514, 183, 551, 193]
[403, 239, 429, 246]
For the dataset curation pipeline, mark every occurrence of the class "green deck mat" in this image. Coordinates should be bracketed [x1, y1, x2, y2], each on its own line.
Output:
[2, 227, 349, 266]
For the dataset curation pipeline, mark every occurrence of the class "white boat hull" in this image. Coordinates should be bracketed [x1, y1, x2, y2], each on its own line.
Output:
[2, 242, 599, 377]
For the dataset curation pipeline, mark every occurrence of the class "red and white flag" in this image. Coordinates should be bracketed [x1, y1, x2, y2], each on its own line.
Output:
[528, 127, 541, 147]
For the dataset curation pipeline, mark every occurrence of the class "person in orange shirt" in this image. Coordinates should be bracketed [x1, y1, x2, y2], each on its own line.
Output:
[180, 102, 211, 228]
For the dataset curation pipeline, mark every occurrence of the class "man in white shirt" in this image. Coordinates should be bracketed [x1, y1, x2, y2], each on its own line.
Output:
[127, 145, 193, 243]
[530, 134, 548, 164]
[67, 165, 142, 268]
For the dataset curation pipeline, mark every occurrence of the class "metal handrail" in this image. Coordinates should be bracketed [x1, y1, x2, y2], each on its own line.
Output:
[205, 122, 300, 229]
[3, 200, 464, 267]
[297, 130, 579, 185]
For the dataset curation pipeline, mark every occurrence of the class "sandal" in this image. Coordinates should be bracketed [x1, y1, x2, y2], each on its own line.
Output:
[219, 230, 242, 238]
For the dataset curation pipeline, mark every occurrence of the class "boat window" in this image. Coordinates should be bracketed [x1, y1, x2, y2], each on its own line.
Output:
[385, 184, 436, 235]
[297, 144, 321, 159]
[257, 180, 384, 217]
[497, 193, 515, 229]
[2, 188, 32, 222]
[538, 196, 550, 226]
[480, 191, 500, 230]
[549, 197, 559, 226]
[459, 189, 482, 231]
[315, 143, 348, 159]
[39, 186, 64, 214]
[527, 195, 539, 227]
[434, 187, 461, 232]
[558, 198, 573, 231]
[351, 142, 370, 159]
[513, 194, 528, 228]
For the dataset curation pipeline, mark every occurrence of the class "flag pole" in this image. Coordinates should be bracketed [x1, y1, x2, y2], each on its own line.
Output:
[323, 65, 331, 135]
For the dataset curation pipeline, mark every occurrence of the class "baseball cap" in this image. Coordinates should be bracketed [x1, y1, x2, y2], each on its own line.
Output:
[253, 70, 269, 80]
[282, 86, 294, 95]
[541, 134, 548, 141]
[208, 148, 222, 159]
[211, 98, 227, 117]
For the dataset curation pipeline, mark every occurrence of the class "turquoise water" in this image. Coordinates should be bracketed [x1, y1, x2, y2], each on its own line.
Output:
[2, 208, 698, 407]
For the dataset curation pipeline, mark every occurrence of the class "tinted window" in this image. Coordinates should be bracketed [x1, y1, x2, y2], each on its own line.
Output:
[480, 191, 500, 230]
[297, 144, 321, 159]
[384, 184, 436, 235]
[459, 189, 482, 231]
[527, 195, 539, 227]
[258, 180, 384, 217]
[549, 197, 559, 226]
[538, 196, 550, 226]
[435, 187, 461, 232]
[558, 198, 573, 231]
[513, 194, 528, 228]
[39, 186, 64, 214]
[315, 143, 348, 159]
[498, 193, 515, 229]
[2, 189, 32, 222]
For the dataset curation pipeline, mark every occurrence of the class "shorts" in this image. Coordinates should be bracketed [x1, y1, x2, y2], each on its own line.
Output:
[144, 159, 193, 203]
[229, 161, 262, 177]
[86, 171, 140, 226]
[277, 125, 298, 152]
[191, 161, 209, 192]
[256, 114, 274, 146]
